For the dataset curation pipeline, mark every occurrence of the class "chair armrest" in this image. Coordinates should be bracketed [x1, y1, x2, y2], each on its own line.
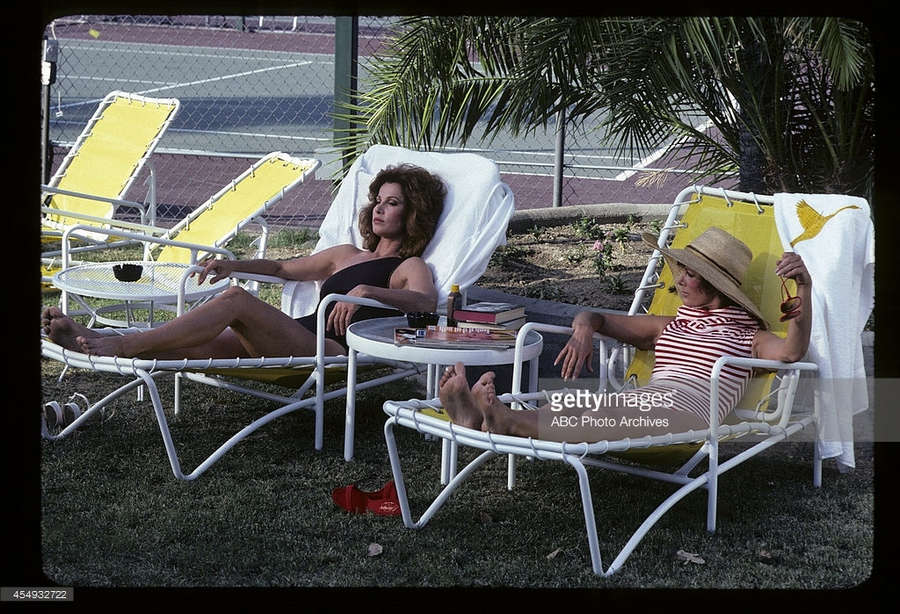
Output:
[311, 293, 398, 361]
[710, 355, 818, 429]
[41, 186, 150, 222]
[60, 224, 235, 267]
[511, 321, 617, 395]
[228, 272, 292, 285]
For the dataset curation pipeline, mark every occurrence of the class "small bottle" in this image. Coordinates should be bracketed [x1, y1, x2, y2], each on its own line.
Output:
[446, 284, 461, 327]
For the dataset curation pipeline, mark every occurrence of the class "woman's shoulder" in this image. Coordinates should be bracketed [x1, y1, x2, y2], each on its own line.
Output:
[395, 254, 427, 268]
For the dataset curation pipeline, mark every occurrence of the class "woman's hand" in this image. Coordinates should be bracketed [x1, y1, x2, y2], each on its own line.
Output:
[193, 258, 238, 285]
[326, 285, 369, 337]
[554, 324, 595, 380]
[775, 252, 811, 286]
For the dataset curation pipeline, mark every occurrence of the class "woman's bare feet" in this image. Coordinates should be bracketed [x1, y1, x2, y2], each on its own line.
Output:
[76, 335, 127, 357]
[469, 371, 513, 434]
[470, 371, 507, 414]
[437, 362, 485, 431]
[42, 307, 100, 351]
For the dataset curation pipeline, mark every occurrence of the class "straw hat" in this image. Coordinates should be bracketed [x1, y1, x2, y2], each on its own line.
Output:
[641, 226, 768, 329]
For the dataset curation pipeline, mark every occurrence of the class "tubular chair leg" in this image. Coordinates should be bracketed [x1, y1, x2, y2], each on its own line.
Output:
[813, 440, 822, 488]
[384, 418, 497, 529]
[564, 455, 605, 576]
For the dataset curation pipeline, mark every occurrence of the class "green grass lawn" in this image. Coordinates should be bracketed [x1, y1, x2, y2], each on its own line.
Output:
[36, 232, 876, 590]
[38, 355, 874, 589]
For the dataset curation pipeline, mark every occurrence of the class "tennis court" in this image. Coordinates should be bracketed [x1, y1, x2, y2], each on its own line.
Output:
[44, 16, 707, 226]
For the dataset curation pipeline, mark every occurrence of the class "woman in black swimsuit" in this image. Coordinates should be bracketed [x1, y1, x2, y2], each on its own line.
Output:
[42, 164, 446, 359]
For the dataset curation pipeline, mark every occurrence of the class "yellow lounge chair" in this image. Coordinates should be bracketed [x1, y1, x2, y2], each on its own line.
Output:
[41, 91, 179, 257]
[382, 186, 828, 576]
[53, 152, 319, 327]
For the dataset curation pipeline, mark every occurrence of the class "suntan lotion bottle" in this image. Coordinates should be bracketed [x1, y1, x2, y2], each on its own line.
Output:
[446, 284, 461, 327]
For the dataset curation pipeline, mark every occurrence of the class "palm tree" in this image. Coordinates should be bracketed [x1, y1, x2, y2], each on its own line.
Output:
[334, 17, 874, 198]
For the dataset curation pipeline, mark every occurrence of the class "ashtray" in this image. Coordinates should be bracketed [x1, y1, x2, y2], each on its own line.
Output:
[113, 263, 143, 282]
[406, 312, 439, 328]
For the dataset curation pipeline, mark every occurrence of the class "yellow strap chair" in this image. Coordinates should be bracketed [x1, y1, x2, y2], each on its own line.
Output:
[41, 91, 179, 267]
[382, 186, 822, 577]
[54, 152, 319, 326]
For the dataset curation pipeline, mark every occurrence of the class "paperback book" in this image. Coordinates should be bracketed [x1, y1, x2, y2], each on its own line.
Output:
[453, 301, 525, 324]
[456, 317, 526, 331]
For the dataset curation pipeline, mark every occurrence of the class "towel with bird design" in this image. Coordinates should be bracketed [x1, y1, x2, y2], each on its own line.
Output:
[774, 193, 874, 471]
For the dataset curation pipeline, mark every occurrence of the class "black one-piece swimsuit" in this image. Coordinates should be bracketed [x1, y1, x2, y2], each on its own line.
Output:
[295, 256, 404, 350]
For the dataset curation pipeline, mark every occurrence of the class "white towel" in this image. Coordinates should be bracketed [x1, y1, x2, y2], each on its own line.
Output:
[281, 144, 515, 318]
[773, 193, 874, 471]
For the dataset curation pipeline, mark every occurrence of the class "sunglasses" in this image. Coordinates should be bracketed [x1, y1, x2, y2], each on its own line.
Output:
[779, 277, 802, 322]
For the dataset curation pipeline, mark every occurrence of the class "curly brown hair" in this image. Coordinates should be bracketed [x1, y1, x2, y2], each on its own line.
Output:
[358, 163, 446, 258]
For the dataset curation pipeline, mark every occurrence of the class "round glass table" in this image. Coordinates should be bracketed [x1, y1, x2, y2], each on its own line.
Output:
[52, 261, 229, 327]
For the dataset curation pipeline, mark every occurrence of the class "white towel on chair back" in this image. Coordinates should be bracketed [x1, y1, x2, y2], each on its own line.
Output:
[774, 193, 874, 471]
[282, 144, 515, 319]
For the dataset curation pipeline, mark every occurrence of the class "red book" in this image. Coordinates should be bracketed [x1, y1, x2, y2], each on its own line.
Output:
[453, 301, 525, 324]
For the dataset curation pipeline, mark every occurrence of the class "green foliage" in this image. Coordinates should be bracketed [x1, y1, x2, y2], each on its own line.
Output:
[605, 273, 629, 294]
[335, 17, 874, 197]
[610, 226, 631, 244]
[490, 244, 529, 268]
[573, 216, 605, 240]
[527, 224, 544, 241]
[565, 244, 587, 265]
[268, 227, 317, 249]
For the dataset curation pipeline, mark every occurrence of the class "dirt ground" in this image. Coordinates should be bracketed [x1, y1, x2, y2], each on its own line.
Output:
[264, 218, 662, 312]
[477, 219, 660, 311]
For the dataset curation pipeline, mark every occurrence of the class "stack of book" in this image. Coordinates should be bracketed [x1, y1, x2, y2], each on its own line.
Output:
[453, 301, 526, 331]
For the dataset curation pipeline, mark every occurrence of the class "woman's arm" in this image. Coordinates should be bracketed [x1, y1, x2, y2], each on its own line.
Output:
[195, 244, 359, 285]
[555, 310, 673, 380]
[753, 252, 813, 363]
[326, 256, 438, 336]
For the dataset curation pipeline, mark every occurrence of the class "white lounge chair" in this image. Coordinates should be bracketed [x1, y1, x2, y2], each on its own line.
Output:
[381, 185, 871, 576]
[41, 144, 515, 480]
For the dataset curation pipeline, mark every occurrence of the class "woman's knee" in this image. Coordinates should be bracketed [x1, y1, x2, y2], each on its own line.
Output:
[217, 285, 255, 307]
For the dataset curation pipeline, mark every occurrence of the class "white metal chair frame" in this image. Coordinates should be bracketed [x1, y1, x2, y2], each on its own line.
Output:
[381, 185, 824, 576]
[42, 270, 421, 480]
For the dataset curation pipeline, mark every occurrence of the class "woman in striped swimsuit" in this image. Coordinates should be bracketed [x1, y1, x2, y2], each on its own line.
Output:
[439, 226, 813, 442]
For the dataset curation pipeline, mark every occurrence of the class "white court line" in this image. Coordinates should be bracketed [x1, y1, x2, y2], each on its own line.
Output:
[170, 127, 328, 143]
[64, 42, 332, 64]
[55, 61, 313, 110]
[65, 76, 176, 86]
[614, 119, 715, 182]
[137, 61, 313, 96]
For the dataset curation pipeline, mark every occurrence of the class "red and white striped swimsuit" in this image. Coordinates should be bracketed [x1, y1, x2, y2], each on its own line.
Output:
[646, 305, 760, 426]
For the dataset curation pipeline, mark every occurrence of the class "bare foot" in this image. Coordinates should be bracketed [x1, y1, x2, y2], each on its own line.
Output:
[437, 363, 485, 431]
[471, 371, 507, 414]
[42, 307, 100, 351]
[76, 334, 127, 357]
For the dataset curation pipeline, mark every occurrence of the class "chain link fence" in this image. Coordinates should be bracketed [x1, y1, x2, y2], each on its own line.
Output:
[43, 15, 696, 235]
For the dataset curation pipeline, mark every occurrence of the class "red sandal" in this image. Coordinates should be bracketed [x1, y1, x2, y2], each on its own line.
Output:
[332, 481, 401, 517]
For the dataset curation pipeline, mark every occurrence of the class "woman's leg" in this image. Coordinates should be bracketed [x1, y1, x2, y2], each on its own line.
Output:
[439, 362, 707, 442]
[45, 287, 344, 359]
